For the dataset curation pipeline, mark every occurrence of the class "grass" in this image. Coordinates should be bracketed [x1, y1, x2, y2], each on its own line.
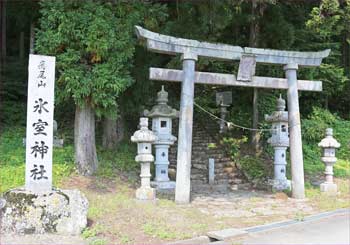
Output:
[0, 127, 75, 192]
[0, 126, 137, 193]
[305, 179, 350, 211]
[0, 125, 349, 244]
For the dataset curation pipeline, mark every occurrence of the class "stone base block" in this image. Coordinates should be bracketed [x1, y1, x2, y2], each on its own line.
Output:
[320, 182, 337, 193]
[268, 179, 291, 192]
[0, 188, 88, 235]
[135, 187, 156, 200]
[151, 181, 176, 190]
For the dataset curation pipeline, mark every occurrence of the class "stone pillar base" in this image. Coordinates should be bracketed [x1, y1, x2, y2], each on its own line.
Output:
[0, 188, 88, 235]
[320, 182, 337, 193]
[268, 179, 291, 192]
[136, 187, 156, 200]
[151, 181, 176, 190]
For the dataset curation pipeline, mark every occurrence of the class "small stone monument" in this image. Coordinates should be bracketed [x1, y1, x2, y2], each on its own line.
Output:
[0, 55, 88, 235]
[23, 119, 63, 147]
[318, 128, 340, 193]
[144, 86, 178, 190]
[265, 95, 291, 191]
[216, 91, 232, 133]
[53, 119, 64, 147]
[131, 117, 157, 200]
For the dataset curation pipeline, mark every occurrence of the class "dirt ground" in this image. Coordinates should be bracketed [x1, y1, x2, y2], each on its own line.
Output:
[58, 175, 349, 244]
[1, 175, 348, 245]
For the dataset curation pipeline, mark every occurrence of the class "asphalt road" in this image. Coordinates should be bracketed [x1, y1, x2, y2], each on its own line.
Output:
[241, 211, 350, 245]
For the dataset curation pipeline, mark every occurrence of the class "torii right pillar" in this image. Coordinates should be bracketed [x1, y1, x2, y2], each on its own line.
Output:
[284, 63, 304, 199]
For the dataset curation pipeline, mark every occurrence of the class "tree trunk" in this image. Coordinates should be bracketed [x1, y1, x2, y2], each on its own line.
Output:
[251, 88, 260, 152]
[250, 0, 261, 154]
[74, 104, 98, 175]
[116, 114, 125, 143]
[29, 23, 35, 54]
[102, 111, 125, 149]
[19, 31, 24, 60]
[1, 0, 6, 59]
[102, 117, 118, 149]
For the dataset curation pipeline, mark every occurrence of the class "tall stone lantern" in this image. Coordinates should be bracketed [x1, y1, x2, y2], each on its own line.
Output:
[131, 117, 157, 200]
[318, 128, 340, 193]
[144, 86, 178, 190]
[265, 95, 291, 191]
[216, 91, 232, 133]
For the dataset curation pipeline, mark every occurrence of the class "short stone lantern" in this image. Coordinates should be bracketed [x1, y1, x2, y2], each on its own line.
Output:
[216, 91, 232, 133]
[265, 95, 291, 191]
[144, 86, 178, 190]
[318, 128, 340, 193]
[131, 117, 158, 200]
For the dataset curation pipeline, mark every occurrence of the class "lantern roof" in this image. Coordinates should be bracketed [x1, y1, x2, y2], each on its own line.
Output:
[144, 86, 179, 118]
[265, 96, 288, 122]
[318, 128, 340, 148]
[131, 118, 157, 143]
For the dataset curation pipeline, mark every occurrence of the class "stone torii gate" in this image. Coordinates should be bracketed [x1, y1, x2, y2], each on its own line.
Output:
[135, 26, 330, 204]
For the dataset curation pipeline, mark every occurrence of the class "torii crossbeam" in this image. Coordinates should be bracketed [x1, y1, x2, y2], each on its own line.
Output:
[135, 26, 330, 203]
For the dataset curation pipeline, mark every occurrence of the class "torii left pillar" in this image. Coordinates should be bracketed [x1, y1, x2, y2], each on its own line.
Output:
[175, 52, 198, 204]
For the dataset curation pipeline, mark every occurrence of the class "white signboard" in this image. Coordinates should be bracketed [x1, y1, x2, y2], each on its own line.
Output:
[25, 54, 55, 193]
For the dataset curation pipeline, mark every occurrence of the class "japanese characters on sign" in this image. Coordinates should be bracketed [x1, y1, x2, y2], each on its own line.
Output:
[25, 55, 55, 193]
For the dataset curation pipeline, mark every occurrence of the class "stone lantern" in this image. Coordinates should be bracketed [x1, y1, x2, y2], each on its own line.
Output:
[318, 128, 340, 193]
[131, 117, 157, 200]
[216, 91, 232, 133]
[265, 95, 291, 191]
[144, 86, 178, 190]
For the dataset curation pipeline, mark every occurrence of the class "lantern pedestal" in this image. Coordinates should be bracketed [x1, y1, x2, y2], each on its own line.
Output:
[136, 187, 156, 200]
[268, 179, 291, 192]
[151, 181, 176, 190]
[320, 182, 337, 193]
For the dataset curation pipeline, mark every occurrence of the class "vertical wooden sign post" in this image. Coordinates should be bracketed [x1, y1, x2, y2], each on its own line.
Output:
[25, 54, 56, 193]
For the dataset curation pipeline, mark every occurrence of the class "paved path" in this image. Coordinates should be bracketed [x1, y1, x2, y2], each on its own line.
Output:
[240, 210, 350, 245]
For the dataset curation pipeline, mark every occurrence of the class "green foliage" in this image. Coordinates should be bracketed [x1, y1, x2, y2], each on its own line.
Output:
[96, 142, 137, 178]
[302, 107, 350, 177]
[221, 136, 248, 159]
[35, 0, 140, 117]
[306, 0, 345, 39]
[0, 127, 138, 193]
[0, 127, 75, 193]
[239, 155, 269, 181]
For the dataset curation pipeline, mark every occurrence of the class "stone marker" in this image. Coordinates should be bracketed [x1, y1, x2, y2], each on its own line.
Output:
[131, 117, 157, 200]
[318, 128, 340, 193]
[23, 119, 63, 147]
[53, 119, 64, 147]
[265, 95, 291, 191]
[135, 25, 329, 202]
[144, 86, 178, 190]
[25, 54, 55, 193]
[208, 158, 215, 185]
[0, 55, 88, 235]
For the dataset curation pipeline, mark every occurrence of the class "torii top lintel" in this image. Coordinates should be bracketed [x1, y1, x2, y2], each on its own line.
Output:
[135, 26, 330, 67]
